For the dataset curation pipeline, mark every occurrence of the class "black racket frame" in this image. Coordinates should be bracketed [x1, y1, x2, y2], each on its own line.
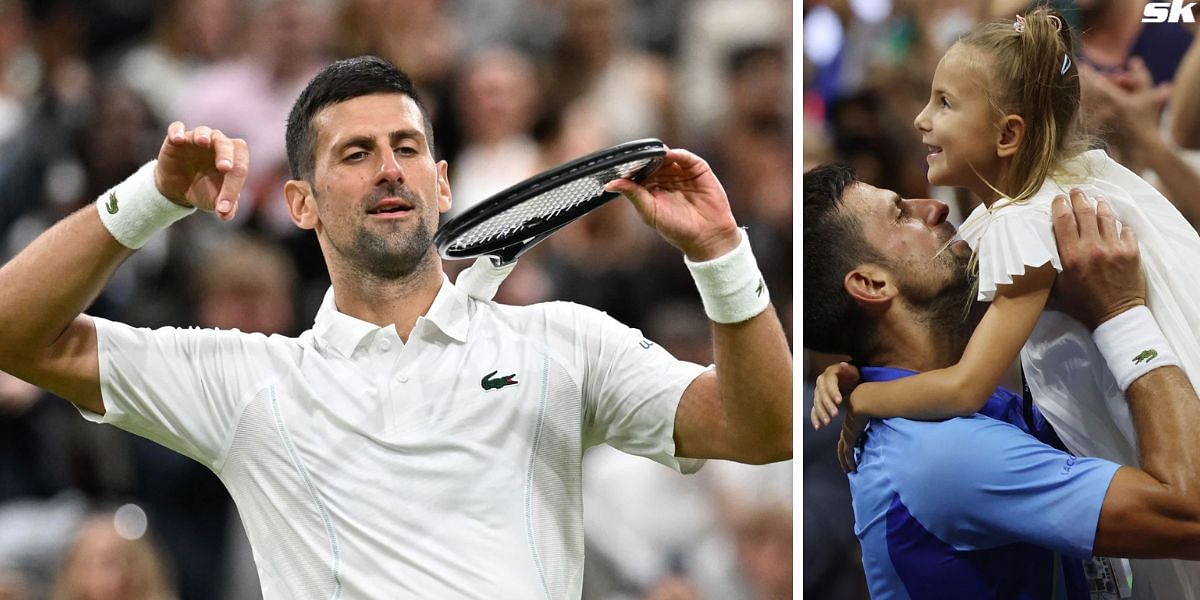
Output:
[434, 138, 666, 265]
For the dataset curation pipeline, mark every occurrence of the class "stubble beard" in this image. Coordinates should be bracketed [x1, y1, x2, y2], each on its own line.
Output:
[895, 246, 976, 341]
[324, 183, 437, 281]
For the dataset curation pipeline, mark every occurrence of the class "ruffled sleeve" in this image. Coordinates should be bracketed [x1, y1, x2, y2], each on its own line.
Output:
[957, 200, 1061, 302]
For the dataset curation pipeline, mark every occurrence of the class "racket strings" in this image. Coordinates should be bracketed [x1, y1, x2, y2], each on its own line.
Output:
[447, 157, 656, 251]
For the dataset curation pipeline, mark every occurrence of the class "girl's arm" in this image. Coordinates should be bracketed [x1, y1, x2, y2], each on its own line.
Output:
[850, 262, 1056, 420]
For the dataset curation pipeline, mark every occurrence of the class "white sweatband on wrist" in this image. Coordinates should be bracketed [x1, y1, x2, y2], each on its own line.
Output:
[1092, 305, 1180, 391]
[684, 229, 770, 324]
[96, 160, 195, 249]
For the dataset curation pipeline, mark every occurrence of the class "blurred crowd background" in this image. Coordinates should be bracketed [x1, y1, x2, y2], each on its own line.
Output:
[0, 0, 793, 599]
[803, 0, 1200, 598]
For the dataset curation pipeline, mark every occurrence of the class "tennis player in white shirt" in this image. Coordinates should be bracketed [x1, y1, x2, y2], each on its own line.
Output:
[0, 56, 791, 598]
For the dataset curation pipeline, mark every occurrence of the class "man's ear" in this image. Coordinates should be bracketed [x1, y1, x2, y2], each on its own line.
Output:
[436, 159, 452, 214]
[844, 264, 898, 309]
[996, 114, 1025, 158]
[284, 179, 319, 230]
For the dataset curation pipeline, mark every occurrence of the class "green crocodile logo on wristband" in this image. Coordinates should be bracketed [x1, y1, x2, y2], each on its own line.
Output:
[1133, 349, 1158, 365]
[105, 192, 119, 215]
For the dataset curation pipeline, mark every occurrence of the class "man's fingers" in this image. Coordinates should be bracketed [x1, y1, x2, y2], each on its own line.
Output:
[1095, 197, 1119, 240]
[1120, 220, 1137, 250]
[1051, 194, 1079, 246]
[166, 121, 187, 144]
[606, 178, 656, 224]
[212, 131, 235, 172]
[215, 138, 249, 221]
[1070, 188, 1099, 240]
[192, 125, 213, 147]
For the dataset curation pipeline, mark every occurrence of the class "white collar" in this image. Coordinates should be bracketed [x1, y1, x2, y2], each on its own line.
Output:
[311, 275, 470, 356]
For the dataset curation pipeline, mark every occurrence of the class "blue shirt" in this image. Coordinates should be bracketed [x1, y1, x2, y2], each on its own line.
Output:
[849, 366, 1121, 599]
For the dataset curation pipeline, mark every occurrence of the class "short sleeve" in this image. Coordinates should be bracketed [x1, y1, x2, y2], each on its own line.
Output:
[87, 317, 280, 470]
[552, 303, 708, 473]
[960, 200, 1063, 302]
[890, 416, 1118, 558]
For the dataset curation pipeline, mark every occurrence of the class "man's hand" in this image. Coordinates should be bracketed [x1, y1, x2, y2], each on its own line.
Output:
[1050, 189, 1145, 329]
[154, 122, 250, 221]
[605, 148, 740, 262]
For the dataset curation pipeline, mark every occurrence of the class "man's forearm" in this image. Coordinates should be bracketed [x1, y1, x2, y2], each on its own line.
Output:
[0, 205, 130, 364]
[1127, 365, 1200, 498]
[711, 306, 793, 463]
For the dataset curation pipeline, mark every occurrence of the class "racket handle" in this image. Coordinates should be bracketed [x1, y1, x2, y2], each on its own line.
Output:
[455, 256, 516, 301]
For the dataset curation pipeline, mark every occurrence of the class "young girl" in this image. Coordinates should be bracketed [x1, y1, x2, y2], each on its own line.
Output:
[815, 7, 1200, 598]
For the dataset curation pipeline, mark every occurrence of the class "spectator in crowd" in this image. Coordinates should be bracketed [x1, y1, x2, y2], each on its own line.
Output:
[116, 0, 239, 124]
[0, 0, 37, 148]
[177, 0, 332, 236]
[446, 46, 543, 218]
[1170, 32, 1200, 150]
[50, 512, 175, 600]
[545, 0, 676, 145]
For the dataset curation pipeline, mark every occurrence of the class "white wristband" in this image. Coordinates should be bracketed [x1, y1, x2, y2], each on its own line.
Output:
[96, 160, 195, 249]
[1092, 305, 1180, 391]
[685, 229, 770, 324]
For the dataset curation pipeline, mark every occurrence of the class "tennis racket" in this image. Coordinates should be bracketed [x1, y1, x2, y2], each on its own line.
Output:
[435, 139, 666, 265]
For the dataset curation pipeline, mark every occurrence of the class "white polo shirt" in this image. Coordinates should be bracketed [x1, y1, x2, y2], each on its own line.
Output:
[82, 276, 707, 599]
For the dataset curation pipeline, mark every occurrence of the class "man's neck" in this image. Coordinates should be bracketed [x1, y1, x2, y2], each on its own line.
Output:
[864, 308, 971, 373]
[327, 251, 445, 342]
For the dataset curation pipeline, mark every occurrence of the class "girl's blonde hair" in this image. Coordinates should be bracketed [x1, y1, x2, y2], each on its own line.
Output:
[957, 5, 1088, 202]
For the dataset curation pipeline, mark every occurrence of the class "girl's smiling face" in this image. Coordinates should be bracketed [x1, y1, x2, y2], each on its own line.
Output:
[914, 45, 1006, 202]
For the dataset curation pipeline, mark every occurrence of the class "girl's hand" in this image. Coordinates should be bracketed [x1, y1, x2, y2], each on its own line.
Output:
[811, 361, 861, 430]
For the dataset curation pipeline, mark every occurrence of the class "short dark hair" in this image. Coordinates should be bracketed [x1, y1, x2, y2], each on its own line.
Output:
[802, 163, 883, 358]
[285, 56, 436, 181]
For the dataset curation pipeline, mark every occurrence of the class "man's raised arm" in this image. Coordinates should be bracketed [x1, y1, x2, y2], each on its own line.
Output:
[0, 122, 247, 414]
[607, 149, 792, 464]
[1051, 190, 1200, 559]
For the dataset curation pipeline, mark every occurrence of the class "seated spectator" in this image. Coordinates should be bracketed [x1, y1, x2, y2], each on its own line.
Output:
[50, 511, 175, 600]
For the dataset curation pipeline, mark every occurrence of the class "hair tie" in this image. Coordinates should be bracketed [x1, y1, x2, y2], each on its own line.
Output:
[1013, 14, 1026, 33]
[1048, 15, 1063, 32]
[1060, 54, 1071, 75]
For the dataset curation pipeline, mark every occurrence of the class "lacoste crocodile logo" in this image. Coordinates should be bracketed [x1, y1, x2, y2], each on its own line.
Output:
[1133, 349, 1159, 365]
[481, 370, 518, 391]
[106, 192, 119, 215]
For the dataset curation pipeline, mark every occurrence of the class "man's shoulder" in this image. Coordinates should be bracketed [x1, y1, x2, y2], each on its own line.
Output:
[95, 316, 301, 352]
[480, 299, 625, 330]
[864, 416, 1028, 484]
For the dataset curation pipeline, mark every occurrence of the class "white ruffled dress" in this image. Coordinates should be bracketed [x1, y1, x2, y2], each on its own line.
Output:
[957, 149, 1200, 599]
